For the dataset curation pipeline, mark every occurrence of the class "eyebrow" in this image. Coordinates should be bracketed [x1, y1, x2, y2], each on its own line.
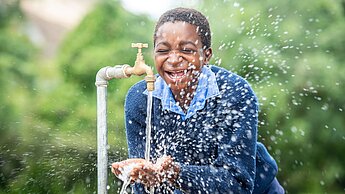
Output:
[179, 41, 198, 47]
[155, 40, 198, 49]
[155, 41, 170, 48]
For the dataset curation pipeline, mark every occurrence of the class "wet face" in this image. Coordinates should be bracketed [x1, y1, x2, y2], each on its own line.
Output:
[154, 22, 212, 97]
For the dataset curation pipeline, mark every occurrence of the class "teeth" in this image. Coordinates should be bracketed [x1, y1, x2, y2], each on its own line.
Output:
[170, 70, 186, 78]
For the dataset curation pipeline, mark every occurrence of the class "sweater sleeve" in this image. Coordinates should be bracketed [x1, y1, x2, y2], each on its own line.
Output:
[124, 81, 147, 159]
[124, 82, 150, 194]
[176, 76, 258, 193]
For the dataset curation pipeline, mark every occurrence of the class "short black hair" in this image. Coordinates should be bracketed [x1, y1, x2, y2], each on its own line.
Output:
[154, 7, 211, 49]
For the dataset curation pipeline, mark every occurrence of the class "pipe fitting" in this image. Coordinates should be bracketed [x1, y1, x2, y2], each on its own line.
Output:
[145, 74, 155, 91]
[95, 65, 130, 87]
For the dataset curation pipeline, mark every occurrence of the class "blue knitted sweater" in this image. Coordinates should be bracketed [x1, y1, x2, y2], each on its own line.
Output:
[124, 65, 278, 193]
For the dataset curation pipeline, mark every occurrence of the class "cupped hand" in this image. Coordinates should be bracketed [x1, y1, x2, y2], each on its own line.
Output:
[156, 156, 180, 183]
[111, 156, 180, 187]
[111, 158, 160, 187]
[111, 158, 146, 177]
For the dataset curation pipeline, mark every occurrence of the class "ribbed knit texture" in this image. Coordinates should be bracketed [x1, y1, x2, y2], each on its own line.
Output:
[124, 65, 278, 193]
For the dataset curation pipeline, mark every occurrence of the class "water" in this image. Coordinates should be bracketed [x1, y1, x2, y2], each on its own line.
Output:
[145, 91, 154, 193]
[145, 91, 153, 161]
[119, 91, 154, 194]
[118, 165, 135, 194]
[120, 179, 131, 194]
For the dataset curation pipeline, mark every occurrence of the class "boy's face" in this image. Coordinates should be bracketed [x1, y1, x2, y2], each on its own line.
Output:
[154, 21, 211, 95]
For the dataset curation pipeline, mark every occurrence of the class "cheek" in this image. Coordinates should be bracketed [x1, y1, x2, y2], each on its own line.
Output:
[154, 57, 161, 68]
[154, 56, 166, 71]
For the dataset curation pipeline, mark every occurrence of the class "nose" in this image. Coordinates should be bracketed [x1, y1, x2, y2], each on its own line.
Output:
[167, 51, 182, 65]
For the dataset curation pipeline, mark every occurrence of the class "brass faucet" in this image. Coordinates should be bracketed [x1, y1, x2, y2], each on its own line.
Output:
[124, 43, 155, 91]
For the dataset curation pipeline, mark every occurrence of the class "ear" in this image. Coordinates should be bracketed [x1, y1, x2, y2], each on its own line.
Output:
[203, 48, 213, 64]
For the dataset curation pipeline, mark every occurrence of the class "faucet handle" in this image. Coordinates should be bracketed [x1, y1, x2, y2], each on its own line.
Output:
[131, 43, 148, 54]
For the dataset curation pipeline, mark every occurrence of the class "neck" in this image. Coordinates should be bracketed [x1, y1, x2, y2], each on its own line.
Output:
[172, 84, 198, 113]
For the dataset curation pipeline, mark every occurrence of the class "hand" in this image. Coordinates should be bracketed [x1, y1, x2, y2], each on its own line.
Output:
[156, 156, 180, 183]
[111, 158, 144, 178]
[111, 156, 180, 187]
[112, 158, 160, 187]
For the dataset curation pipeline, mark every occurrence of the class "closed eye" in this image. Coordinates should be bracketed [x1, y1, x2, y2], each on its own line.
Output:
[155, 49, 170, 54]
[181, 48, 196, 54]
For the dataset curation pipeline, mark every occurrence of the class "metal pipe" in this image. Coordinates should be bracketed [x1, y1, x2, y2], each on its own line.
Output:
[96, 84, 108, 194]
[95, 65, 130, 194]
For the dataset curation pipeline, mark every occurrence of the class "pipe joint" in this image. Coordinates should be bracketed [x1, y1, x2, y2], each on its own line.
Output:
[95, 65, 130, 87]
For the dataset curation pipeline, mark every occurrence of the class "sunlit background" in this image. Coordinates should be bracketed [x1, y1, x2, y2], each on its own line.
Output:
[0, 0, 344, 193]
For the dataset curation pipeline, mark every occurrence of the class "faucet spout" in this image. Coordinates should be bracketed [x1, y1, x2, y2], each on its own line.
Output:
[95, 43, 155, 90]
[124, 43, 155, 91]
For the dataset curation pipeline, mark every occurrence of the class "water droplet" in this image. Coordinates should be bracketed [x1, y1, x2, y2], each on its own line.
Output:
[320, 180, 325, 186]
[291, 126, 297, 133]
[233, 2, 240, 7]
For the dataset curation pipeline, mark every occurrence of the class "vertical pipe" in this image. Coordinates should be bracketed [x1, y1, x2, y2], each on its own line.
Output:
[96, 65, 129, 194]
[97, 85, 108, 194]
[95, 61, 153, 193]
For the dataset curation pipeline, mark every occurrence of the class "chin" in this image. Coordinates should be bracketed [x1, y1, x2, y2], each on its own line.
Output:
[168, 82, 187, 92]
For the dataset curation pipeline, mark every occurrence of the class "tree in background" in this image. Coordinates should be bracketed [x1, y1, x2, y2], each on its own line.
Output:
[0, 0, 38, 191]
[1, 1, 153, 193]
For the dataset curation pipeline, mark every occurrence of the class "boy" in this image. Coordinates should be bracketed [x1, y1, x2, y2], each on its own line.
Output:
[112, 7, 284, 194]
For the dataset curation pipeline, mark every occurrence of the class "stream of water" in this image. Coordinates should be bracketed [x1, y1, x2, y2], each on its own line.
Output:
[120, 91, 154, 194]
[145, 91, 154, 194]
[145, 91, 153, 161]
[119, 178, 131, 194]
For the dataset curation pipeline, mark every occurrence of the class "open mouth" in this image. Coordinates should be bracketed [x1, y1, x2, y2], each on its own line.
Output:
[167, 70, 188, 80]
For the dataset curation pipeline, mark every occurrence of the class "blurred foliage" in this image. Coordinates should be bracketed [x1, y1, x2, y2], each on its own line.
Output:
[0, 0, 22, 28]
[58, 0, 154, 92]
[1, 0, 152, 193]
[0, 0, 38, 191]
[0, 0, 344, 193]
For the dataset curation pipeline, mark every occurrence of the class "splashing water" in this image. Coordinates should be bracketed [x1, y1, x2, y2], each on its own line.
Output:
[145, 91, 154, 194]
[145, 91, 153, 161]
[119, 177, 131, 194]
[118, 91, 154, 193]
[118, 91, 154, 194]
[118, 165, 135, 194]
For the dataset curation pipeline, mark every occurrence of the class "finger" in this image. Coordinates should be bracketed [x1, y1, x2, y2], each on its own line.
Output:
[111, 162, 120, 168]
[161, 159, 173, 170]
[130, 165, 143, 180]
[133, 167, 153, 185]
[112, 159, 147, 176]
[112, 167, 122, 176]
[112, 158, 146, 168]
[140, 168, 163, 187]
[111, 163, 125, 176]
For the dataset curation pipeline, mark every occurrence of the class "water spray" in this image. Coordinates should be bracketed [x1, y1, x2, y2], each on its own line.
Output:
[95, 43, 154, 194]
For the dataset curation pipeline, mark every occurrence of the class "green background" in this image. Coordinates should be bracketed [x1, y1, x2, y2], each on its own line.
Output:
[0, 0, 344, 193]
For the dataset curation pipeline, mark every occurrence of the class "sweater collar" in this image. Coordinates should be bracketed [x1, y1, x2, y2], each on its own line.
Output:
[144, 65, 220, 120]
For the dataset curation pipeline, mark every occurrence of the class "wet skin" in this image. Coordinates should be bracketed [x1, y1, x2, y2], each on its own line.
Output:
[111, 156, 178, 187]
[154, 21, 212, 110]
[111, 21, 212, 187]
